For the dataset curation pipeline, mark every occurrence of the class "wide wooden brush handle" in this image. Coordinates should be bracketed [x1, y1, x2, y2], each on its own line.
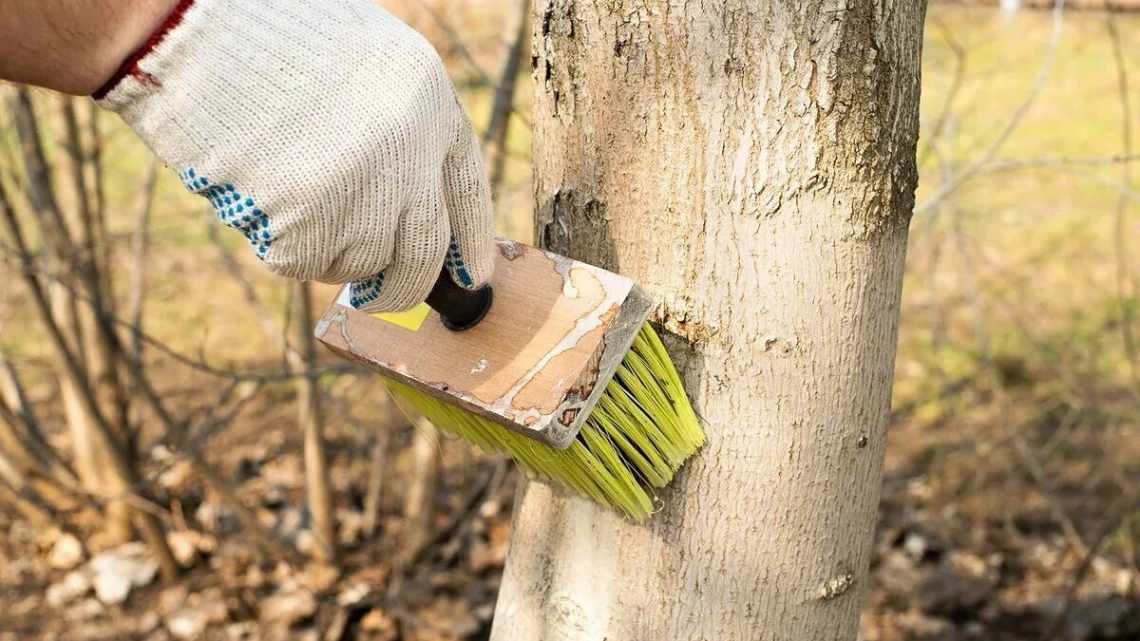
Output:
[317, 240, 648, 448]
[424, 266, 494, 331]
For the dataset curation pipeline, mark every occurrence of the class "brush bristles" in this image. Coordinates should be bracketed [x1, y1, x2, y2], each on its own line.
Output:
[384, 323, 704, 522]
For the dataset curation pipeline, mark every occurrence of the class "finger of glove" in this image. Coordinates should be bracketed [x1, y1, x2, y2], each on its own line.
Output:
[350, 180, 450, 314]
[441, 111, 494, 290]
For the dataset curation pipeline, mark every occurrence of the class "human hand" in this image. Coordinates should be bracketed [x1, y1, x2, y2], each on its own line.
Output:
[97, 0, 494, 312]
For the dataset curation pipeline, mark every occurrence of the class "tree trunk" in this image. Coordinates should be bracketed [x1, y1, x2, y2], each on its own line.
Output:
[491, 2, 925, 640]
[289, 281, 336, 562]
[401, 416, 439, 560]
[11, 90, 138, 546]
[361, 427, 389, 540]
[483, 0, 531, 208]
[0, 353, 75, 488]
[1, 153, 179, 581]
[63, 97, 135, 545]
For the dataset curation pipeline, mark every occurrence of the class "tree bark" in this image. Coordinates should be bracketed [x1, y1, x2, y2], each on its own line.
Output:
[491, 2, 926, 640]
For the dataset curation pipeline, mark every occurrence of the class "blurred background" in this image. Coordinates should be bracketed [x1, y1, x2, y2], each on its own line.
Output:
[0, 1, 1137, 640]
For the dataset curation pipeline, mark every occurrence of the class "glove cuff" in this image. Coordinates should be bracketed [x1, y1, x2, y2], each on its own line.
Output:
[92, 0, 200, 102]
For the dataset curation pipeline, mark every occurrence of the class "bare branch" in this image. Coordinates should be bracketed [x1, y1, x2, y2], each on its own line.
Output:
[204, 220, 300, 365]
[916, 0, 1067, 215]
[58, 96, 94, 263]
[127, 159, 160, 362]
[0, 472, 58, 526]
[1, 180, 179, 580]
[484, 0, 531, 208]
[411, 0, 532, 130]
[1049, 494, 1140, 636]
[361, 428, 389, 540]
[918, 16, 967, 169]
[0, 245, 359, 383]
[981, 153, 1140, 172]
[290, 281, 336, 562]
[9, 89, 86, 365]
[9, 90, 71, 240]
[0, 351, 78, 483]
[1106, 10, 1139, 391]
[85, 102, 109, 261]
[1011, 434, 1089, 556]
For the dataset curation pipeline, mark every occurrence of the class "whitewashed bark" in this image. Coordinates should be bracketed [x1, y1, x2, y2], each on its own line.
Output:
[491, 2, 925, 640]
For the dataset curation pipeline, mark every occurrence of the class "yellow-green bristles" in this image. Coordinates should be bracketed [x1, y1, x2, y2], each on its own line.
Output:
[384, 323, 704, 522]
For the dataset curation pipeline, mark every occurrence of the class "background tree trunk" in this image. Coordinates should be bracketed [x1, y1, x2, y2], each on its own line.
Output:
[491, 2, 926, 640]
[289, 281, 337, 562]
[63, 99, 136, 543]
[12, 91, 138, 547]
[483, 0, 531, 209]
[401, 416, 439, 560]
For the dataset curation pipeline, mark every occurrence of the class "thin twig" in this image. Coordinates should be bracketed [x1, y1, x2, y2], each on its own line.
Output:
[386, 460, 504, 599]
[1, 180, 180, 580]
[204, 221, 301, 366]
[85, 102, 110, 282]
[484, 0, 531, 209]
[916, 0, 1067, 215]
[1106, 10, 1139, 392]
[0, 352, 79, 484]
[1010, 434, 1089, 556]
[58, 97, 94, 259]
[411, 0, 532, 130]
[127, 159, 160, 362]
[1048, 495, 1140, 636]
[8, 90, 72, 242]
[0, 246, 359, 383]
[918, 16, 968, 169]
[361, 428, 389, 540]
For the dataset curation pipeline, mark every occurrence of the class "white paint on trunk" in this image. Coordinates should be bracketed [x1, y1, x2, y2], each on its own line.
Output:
[491, 1, 926, 639]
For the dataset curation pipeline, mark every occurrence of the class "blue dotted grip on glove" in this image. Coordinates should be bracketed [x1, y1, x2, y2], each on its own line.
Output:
[348, 237, 471, 311]
[349, 274, 385, 309]
[179, 168, 272, 259]
[445, 240, 474, 288]
[181, 164, 477, 313]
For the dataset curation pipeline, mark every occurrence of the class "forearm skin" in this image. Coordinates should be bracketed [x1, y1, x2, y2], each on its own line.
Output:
[0, 0, 179, 95]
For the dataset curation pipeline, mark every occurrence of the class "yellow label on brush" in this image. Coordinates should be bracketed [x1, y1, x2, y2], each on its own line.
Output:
[372, 303, 431, 332]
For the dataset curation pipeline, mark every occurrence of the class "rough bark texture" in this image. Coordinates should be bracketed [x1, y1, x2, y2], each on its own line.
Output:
[491, 2, 926, 640]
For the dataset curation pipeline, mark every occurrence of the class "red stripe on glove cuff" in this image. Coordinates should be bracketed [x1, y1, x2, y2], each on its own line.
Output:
[92, 0, 197, 99]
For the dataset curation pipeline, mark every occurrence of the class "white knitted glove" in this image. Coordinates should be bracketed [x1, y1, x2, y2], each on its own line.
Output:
[96, 0, 494, 312]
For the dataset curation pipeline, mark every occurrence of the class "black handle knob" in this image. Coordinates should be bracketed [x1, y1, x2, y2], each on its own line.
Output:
[424, 267, 493, 331]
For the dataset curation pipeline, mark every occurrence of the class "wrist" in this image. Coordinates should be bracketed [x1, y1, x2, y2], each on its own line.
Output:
[88, 0, 186, 97]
